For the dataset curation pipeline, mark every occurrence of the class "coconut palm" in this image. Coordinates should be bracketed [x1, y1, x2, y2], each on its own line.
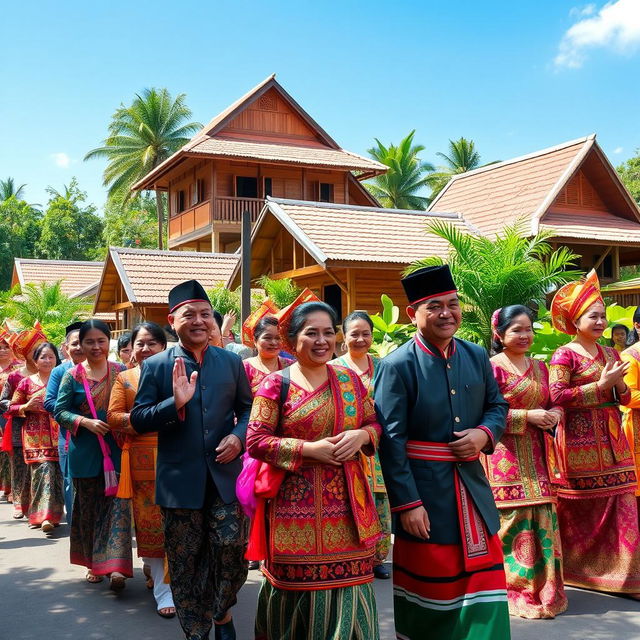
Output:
[429, 137, 497, 199]
[85, 88, 202, 249]
[365, 130, 435, 209]
[405, 221, 582, 348]
[0, 177, 27, 201]
[5, 281, 91, 345]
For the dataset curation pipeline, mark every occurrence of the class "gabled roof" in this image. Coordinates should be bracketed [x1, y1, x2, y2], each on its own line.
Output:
[132, 75, 386, 191]
[12, 258, 104, 298]
[227, 197, 476, 285]
[94, 247, 240, 313]
[428, 135, 640, 239]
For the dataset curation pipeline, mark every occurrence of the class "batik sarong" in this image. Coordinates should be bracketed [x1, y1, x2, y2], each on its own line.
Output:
[10, 447, 30, 514]
[0, 450, 10, 494]
[29, 461, 63, 526]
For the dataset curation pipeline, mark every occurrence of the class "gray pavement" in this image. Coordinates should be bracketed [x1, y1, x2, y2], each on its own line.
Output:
[1, 501, 640, 639]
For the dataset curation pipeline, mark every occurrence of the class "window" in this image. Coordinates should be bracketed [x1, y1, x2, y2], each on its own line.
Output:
[192, 179, 205, 206]
[176, 190, 186, 213]
[264, 177, 273, 197]
[319, 183, 334, 203]
[323, 284, 343, 324]
[236, 176, 258, 198]
[593, 254, 613, 279]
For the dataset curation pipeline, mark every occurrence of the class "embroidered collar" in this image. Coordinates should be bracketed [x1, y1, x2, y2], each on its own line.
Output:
[414, 332, 457, 359]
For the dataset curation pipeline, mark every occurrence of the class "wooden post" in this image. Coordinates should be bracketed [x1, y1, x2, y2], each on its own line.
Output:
[344, 173, 349, 205]
[614, 245, 620, 281]
[210, 163, 217, 252]
[241, 209, 252, 323]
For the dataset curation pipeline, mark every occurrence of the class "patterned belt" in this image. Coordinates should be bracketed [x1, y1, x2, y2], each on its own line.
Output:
[406, 440, 478, 463]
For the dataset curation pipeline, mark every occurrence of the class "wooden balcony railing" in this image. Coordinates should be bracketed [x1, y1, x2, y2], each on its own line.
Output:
[214, 197, 263, 223]
[168, 197, 264, 241]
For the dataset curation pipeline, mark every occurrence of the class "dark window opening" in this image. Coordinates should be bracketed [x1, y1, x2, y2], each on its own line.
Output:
[593, 254, 613, 279]
[319, 183, 334, 203]
[236, 176, 258, 198]
[264, 177, 273, 197]
[176, 190, 186, 213]
[192, 178, 205, 205]
[323, 284, 343, 324]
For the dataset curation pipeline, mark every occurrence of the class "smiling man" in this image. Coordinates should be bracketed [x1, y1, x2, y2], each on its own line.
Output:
[130, 280, 252, 640]
[374, 265, 511, 640]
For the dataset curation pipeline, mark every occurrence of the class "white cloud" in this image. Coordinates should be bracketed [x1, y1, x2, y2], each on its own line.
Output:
[555, 0, 640, 69]
[51, 152, 71, 168]
[614, 146, 624, 153]
[570, 4, 596, 18]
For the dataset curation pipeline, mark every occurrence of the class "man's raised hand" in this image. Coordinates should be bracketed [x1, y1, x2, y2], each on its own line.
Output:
[173, 357, 198, 410]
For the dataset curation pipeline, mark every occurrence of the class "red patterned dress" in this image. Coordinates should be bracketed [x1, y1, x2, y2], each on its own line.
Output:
[483, 355, 567, 618]
[550, 344, 640, 593]
[247, 364, 382, 640]
[243, 355, 294, 396]
[0, 359, 20, 494]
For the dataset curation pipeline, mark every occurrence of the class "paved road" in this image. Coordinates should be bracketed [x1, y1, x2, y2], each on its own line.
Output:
[1, 502, 640, 639]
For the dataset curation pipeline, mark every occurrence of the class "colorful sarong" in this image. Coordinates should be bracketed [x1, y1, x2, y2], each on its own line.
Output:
[557, 493, 640, 593]
[255, 579, 379, 640]
[70, 475, 133, 577]
[0, 450, 10, 493]
[499, 503, 567, 618]
[29, 461, 64, 526]
[10, 447, 30, 514]
[372, 488, 391, 564]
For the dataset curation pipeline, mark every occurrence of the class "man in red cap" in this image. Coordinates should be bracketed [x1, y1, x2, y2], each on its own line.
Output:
[131, 280, 252, 640]
[375, 265, 511, 640]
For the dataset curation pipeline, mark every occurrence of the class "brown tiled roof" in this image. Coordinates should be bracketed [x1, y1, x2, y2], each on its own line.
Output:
[13, 258, 104, 298]
[263, 198, 475, 264]
[428, 136, 594, 236]
[185, 137, 385, 174]
[99, 247, 239, 307]
[541, 212, 640, 243]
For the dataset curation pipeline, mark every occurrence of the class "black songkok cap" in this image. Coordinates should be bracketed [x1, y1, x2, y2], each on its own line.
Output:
[168, 280, 210, 313]
[65, 322, 83, 336]
[401, 265, 457, 306]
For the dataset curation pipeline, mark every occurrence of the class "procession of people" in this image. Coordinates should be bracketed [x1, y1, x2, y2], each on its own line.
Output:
[3, 265, 640, 640]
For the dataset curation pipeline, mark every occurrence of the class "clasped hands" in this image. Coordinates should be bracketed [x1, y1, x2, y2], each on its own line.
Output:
[302, 430, 370, 466]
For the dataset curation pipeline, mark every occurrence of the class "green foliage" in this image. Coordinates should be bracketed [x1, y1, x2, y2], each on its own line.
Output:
[0, 196, 43, 289]
[85, 87, 202, 249]
[0, 286, 21, 325]
[36, 178, 104, 260]
[4, 281, 92, 345]
[207, 283, 241, 318]
[429, 137, 498, 199]
[617, 150, 640, 204]
[406, 222, 582, 349]
[257, 276, 301, 309]
[0, 177, 27, 201]
[103, 193, 164, 249]
[369, 294, 415, 357]
[365, 130, 435, 209]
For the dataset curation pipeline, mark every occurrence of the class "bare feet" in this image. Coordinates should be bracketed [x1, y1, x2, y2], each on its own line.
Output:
[157, 607, 176, 618]
[85, 571, 103, 584]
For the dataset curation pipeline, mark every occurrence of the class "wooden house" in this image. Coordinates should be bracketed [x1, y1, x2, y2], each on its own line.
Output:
[93, 247, 239, 333]
[132, 74, 386, 254]
[227, 197, 475, 321]
[428, 135, 640, 283]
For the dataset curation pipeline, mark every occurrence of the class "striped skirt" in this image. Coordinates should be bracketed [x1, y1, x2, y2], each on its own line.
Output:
[393, 534, 510, 640]
[254, 579, 379, 640]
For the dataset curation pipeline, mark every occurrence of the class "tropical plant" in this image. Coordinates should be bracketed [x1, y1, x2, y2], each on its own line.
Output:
[207, 283, 241, 319]
[617, 149, 640, 204]
[103, 193, 162, 249]
[85, 88, 202, 249]
[0, 177, 27, 201]
[406, 222, 582, 349]
[4, 281, 92, 345]
[369, 294, 415, 357]
[0, 286, 21, 325]
[365, 130, 435, 209]
[36, 178, 104, 261]
[428, 137, 497, 199]
[257, 276, 301, 309]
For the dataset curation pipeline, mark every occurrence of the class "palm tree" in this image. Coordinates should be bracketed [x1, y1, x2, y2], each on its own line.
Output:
[85, 88, 202, 249]
[5, 281, 92, 345]
[365, 130, 435, 209]
[429, 137, 498, 199]
[405, 222, 582, 348]
[0, 177, 27, 201]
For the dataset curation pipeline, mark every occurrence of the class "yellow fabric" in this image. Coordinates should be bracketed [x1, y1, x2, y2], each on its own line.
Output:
[621, 347, 640, 496]
[551, 270, 603, 336]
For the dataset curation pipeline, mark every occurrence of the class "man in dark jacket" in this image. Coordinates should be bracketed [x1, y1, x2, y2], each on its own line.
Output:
[131, 280, 252, 640]
[375, 265, 511, 640]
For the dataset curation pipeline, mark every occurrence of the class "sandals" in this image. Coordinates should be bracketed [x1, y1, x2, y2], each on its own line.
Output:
[156, 607, 176, 619]
[85, 571, 103, 584]
[12, 510, 23, 519]
[109, 573, 126, 591]
[42, 520, 54, 533]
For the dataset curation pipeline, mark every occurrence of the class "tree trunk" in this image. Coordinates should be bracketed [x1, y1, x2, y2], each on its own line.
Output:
[155, 190, 164, 250]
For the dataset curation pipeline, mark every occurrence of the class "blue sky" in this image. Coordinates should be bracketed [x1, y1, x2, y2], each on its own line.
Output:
[2, 0, 639, 210]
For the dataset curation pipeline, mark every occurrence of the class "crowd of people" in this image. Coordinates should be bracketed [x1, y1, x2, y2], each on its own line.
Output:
[2, 264, 640, 640]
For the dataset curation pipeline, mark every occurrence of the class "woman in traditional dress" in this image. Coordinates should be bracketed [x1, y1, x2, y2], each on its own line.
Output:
[0, 323, 47, 519]
[8, 342, 64, 532]
[330, 310, 391, 580]
[620, 307, 640, 503]
[107, 321, 175, 618]
[549, 270, 640, 596]
[54, 319, 133, 588]
[0, 327, 21, 501]
[484, 305, 568, 618]
[247, 301, 382, 640]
